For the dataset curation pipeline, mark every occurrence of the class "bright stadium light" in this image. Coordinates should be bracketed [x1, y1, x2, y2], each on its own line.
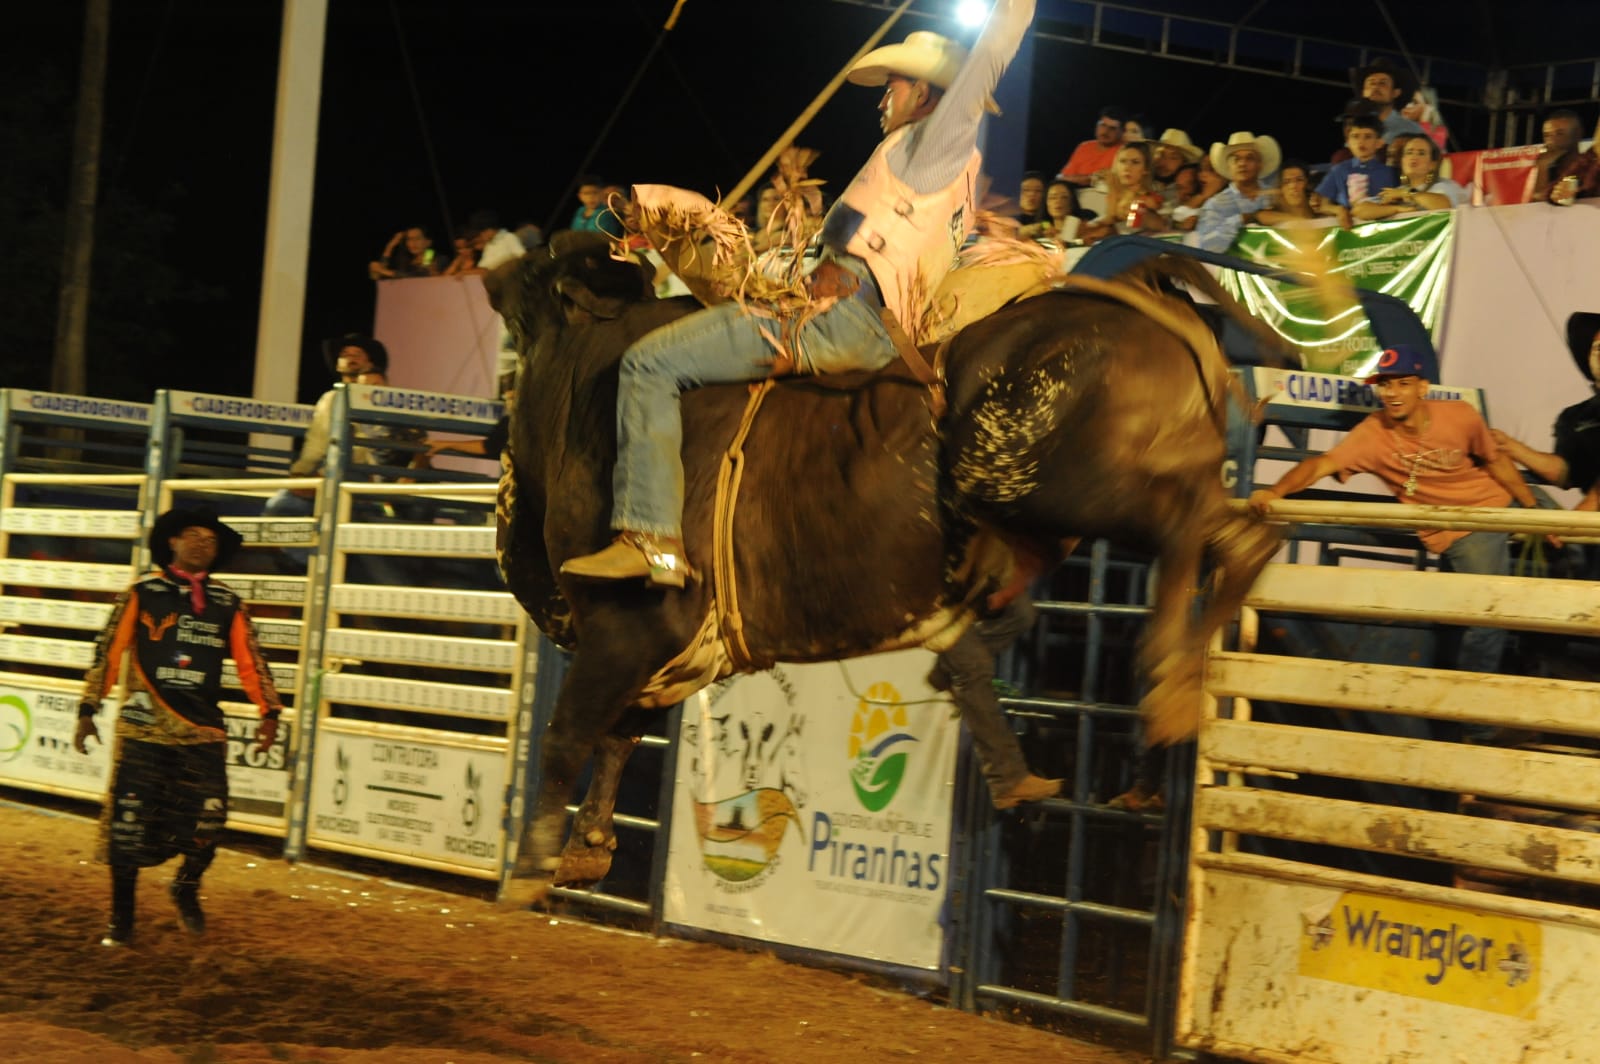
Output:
[955, 0, 989, 27]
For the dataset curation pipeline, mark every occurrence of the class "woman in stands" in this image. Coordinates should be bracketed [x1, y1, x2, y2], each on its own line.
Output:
[1080, 141, 1168, 244]
[1257, 159, 1349, 228]
[1353, 133, 1467, 220]
[1020, 178, 1083, 246]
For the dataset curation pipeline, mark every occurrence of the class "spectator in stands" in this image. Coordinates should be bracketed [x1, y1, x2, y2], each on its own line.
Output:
[570, 175, 625, 238]
[1257, 158, 1347, 228]
[1248, 344, 1540, 674]
[1013, 169, 1047, 226]
[1121, 114, 1148, 144]
[75, 509, 281, 946]
[1493, 312, 1600, 505]
[514, 222, 546, 251]
[1186, 152, 1227, 209]
[1080, 141, 1167, 244]
[1316, 114, 1398, 213]
[466, 210, 528, 274]
[1352, 57, 1425, 144]
[1529, 110, 1594, 204]
[263, 336, 419, 528]
[1353, 133, 1468, 220]
[1149, 129, 1202, 190]
[1402, 86, 1450, 152]
[368, 225, 442, 280]
[1057, 106, 1126, 186]
[1195, 131, 1281, 253]
[1019, 178, 1081, 245]
[442, 227, 478, 276]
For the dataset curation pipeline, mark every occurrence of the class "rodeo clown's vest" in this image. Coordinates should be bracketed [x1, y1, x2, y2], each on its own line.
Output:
[822, 124, 981, 343]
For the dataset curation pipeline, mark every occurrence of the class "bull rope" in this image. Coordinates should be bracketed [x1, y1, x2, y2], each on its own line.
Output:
[711, 378, 778, 672]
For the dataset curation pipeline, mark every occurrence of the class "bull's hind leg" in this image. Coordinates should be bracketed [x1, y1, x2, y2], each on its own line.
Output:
[1196, 508, 1282, 644]
[555, 724, 642, 887]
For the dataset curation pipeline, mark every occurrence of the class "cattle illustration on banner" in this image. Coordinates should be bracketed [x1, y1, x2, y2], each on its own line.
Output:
[665, 651, 960, 969]
[681, 667, 808, 887]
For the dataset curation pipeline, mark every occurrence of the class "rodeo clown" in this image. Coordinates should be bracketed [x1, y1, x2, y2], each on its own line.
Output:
[562, 0, 1037, 588]
[75, 508, 282, 946]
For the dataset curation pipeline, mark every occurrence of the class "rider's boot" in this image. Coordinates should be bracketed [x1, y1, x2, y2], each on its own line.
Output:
[561, 532, 692, 589]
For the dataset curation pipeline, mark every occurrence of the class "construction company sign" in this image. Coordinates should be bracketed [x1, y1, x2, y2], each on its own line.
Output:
[662, 650, 960, 970]
[306, 731, 505, 873]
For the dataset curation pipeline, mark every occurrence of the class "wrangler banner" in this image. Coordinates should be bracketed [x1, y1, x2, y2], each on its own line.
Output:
[1216, 212, 1455, 377]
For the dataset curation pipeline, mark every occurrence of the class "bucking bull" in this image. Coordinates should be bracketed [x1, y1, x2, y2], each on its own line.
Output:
[487, 232, 1295, 906]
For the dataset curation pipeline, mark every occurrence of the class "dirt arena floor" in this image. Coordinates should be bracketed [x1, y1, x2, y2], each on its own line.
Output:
[0, 797, 1153, 1064]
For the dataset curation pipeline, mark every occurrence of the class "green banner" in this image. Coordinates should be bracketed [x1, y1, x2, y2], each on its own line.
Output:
[1215, 213, 1455, 375]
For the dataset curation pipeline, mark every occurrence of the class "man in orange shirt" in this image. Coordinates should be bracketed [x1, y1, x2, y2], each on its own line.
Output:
[1248, 345, 1537, 671]
[1056, 105, 1126, 186]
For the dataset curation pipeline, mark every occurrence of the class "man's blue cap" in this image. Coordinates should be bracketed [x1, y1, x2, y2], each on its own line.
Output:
[1362, 344, 1430, 382]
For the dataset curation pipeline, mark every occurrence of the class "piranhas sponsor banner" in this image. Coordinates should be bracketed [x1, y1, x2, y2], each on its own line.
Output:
[1217, 212, 1455, 376]
[0, 683, 117, 797]
[662, 651, 960, 970]
[1298, 890, 1540, 1016]
[306, 731, 504, 872]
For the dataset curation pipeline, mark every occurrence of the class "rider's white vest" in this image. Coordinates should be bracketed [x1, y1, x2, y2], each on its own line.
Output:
[834, 125, 980, 342]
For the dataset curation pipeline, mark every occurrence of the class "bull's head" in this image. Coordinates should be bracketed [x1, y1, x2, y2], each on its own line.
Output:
[483, 231, 655, 364]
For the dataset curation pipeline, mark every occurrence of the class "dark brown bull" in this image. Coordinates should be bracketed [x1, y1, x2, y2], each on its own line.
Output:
[487, 234, 1291, 906]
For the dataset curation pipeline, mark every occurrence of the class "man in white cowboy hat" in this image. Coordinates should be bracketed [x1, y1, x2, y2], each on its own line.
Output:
[563, 0, 1037, 588]
[1147, 128, 1203, 218]
[1195, 131, 1282, 253]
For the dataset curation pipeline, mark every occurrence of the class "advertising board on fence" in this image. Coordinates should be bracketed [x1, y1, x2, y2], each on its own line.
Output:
[0, 682, 116, 797]
[1218, 213, 1454, 376]
[662, 650, 960, 971]
[305, 729, 506, 874]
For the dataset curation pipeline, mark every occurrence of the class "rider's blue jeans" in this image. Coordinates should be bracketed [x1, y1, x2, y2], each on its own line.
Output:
[611, 266, 897, 538]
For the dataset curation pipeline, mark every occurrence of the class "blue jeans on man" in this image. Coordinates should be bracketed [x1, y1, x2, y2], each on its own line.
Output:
[1438, 530, 1510, 672]
[611, 258, 897, 538]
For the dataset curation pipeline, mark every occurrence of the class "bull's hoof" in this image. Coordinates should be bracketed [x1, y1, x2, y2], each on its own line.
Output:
[498, 874, 554, 911]
[1141, 672, 1202, 746]
[554, 834, 618, 887]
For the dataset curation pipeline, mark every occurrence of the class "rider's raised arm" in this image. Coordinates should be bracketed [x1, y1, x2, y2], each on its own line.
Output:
[893, 0, 1036, 193]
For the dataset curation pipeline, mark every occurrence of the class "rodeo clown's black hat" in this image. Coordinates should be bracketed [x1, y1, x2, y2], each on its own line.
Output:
[149, 508, 243, 569]
[1567, 312, 1600, 381]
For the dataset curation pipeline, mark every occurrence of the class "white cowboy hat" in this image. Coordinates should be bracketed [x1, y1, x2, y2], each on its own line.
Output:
[848, 31, 969, 90]
[1208, 131, 1282, 180]
[849, 31, 1000, 115]
[1150, 128, 1203, 163]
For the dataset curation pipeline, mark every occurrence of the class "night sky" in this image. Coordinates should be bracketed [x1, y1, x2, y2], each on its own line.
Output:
[7, 0, 1596, 405]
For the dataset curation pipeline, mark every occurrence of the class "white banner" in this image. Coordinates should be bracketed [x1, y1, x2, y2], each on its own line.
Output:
[663, 650, 960, 970]
[0, 683, 116, 797]
[1437, 201, 1600, 507]
[306, 731, 506, 873]
[221, 705, 290, 822]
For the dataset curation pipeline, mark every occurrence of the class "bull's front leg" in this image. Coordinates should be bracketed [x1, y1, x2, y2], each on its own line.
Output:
[555, 730, 641, 887]
[500, 651, 642, 910]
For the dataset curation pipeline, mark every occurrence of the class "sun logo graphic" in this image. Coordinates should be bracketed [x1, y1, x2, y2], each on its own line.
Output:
[848, 682, 918, 812]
